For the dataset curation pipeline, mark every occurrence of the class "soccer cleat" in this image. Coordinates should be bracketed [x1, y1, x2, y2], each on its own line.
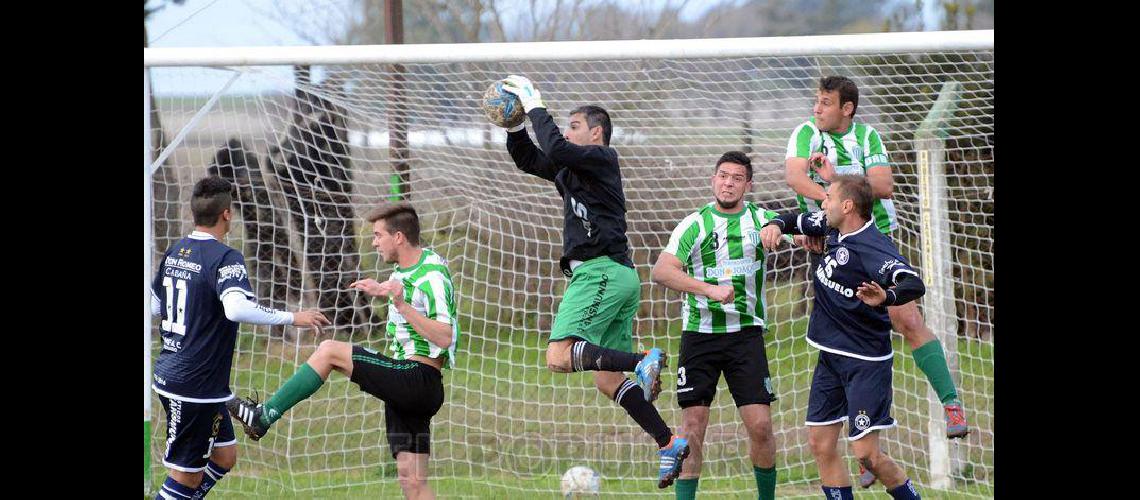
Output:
[944, 402, 970, 439]
[657, 435, 690, 489]
[635, 348, 666, 402]
[227, 393, 271, 441]
[858, 463, 877, 488]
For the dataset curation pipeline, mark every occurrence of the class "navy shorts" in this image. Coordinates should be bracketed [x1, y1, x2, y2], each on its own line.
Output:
[805, 350, 895, 440]
[158, 395, 236, 472]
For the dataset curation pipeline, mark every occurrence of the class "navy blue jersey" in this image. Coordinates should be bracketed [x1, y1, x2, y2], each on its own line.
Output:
[151, 231, 255, 402]
[506, 108, 634, 276]
[788, 213, 918, 360]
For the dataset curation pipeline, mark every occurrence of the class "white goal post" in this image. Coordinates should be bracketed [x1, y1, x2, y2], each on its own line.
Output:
[145, 29, 993, 498]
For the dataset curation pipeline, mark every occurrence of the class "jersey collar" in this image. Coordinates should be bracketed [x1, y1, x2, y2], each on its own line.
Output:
[395, 248, 428, 273]
[709, 202, 748, 219]
[188, 231, 216, 241]
[837, 220, 874, 242]
[830, 120, 854, 136]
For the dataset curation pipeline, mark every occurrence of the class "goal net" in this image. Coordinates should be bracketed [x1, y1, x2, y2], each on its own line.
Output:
[145, 30, 994, 498]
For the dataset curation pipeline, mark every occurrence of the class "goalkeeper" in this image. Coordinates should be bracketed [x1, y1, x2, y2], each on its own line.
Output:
[500, 75, 690, 489]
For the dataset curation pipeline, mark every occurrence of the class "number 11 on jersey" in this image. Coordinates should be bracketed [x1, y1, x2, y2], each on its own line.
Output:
[161, 277, 188, 335]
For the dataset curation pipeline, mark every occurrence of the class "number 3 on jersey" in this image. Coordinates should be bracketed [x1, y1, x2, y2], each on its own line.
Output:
[161, 276, 188, 335]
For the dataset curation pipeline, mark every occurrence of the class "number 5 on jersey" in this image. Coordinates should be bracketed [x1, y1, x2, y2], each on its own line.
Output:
[570, 197, 592, 237]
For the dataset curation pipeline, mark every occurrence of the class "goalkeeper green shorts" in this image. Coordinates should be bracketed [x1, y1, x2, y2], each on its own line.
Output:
[549, 256, 640, 352]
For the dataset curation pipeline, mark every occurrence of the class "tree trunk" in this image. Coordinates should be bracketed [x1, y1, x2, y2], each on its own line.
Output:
[145, 8, 180, 258]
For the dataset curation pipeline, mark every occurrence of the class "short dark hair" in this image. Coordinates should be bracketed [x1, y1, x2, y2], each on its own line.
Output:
[191, 176, 234, 226]
[819, 76, 859, 117]
[832, 174, 873, 221]
[569, 105, 612, 146]
[715, 151, 753, 181]
[365, 203, 421, 246]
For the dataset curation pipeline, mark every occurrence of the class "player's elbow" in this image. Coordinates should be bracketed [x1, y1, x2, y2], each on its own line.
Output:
[783, 162, 803, 189]
[912, 277, 926, 298]
[871, 174, 894, 199]
[223, 305, 241, 322]
[221, 297, 244, 322]
[431, 326, 454, 349]
[783, 174, 797, 190]
[435, 335, 453, 349]
[879, 180, 894, 199]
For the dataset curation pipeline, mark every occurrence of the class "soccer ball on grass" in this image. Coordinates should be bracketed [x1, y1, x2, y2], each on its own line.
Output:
[560, 466, 601, 498]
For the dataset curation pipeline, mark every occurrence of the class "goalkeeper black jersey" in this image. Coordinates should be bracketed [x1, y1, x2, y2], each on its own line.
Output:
[506, 107, 633, 276]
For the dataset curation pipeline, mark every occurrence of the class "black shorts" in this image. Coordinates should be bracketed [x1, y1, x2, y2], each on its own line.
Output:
[349, 346, 445, 458]
[158, 395, 236, 472]
[676, 327, 776, 408]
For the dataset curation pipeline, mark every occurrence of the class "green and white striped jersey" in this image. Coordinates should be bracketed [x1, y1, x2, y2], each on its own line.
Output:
[385, 248, 459, 368]
[662, 201, 778, 334]
[786, 117, 897, 233]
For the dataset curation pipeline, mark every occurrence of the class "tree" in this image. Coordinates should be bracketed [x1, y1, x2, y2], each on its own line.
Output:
[145, 0, 186, 259]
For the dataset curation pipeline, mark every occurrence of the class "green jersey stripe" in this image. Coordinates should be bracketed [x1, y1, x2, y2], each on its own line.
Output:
[793, 122, 815, 158]
[662, 202, 773, 334]
[384, 249, 460, 368]
[786, 118, 898, 232]
[725, 216, 751, 329]
[699, 209, 726, 330]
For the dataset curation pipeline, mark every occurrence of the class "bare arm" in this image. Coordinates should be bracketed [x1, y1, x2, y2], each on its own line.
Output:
[651, 252, 732, 303]
[352, 278, 454, 349]
[394, 301, 454, 349]
[785, 157, 826, 202]
[866, 165, 894, 199]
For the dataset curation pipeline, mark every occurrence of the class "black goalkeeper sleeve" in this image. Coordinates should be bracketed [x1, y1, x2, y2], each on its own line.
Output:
[882, 272, 926, 307]
[506, 128, 559, 182]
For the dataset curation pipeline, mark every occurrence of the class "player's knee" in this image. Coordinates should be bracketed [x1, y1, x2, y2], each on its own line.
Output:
[545, 344, 571, 373]
[396, 464, 427, 491]
[890, 307, 926, 336]
[807, 432, 836, 457]
[212, 445, 238, 469]
[746, 418, 774, 444]
[313, 339, 350, 367]
[682, 411, 709, 439]
[852, 444, 881, 464]
[316, 339, 340, 357]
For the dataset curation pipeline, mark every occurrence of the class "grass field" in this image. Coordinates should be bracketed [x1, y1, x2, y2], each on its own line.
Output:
[147, 301, 994, 498]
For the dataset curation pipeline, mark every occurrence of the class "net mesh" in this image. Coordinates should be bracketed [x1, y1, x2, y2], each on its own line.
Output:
[147, 45, 993, 498]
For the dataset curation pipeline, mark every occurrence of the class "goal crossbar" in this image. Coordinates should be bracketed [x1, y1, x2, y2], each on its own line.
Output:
[144, 30, 994, 67]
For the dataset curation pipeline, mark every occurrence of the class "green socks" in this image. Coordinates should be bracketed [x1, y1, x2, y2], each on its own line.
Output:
[675, 477, 699, 500]
[261, 363, 325, 426]
[912, 340, 959, 405]
[674, 467, 775, 499]
[755, 466, 776, 500]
